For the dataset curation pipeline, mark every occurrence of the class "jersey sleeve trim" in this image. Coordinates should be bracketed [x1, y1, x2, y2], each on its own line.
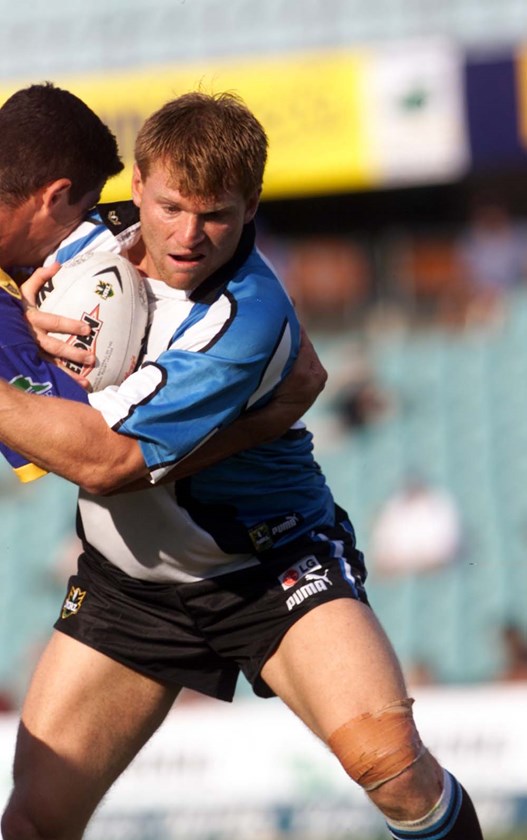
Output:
[14, 461, 48, 483]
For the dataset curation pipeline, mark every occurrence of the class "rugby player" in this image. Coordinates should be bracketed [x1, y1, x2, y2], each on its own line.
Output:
[0, 92, 483, 840]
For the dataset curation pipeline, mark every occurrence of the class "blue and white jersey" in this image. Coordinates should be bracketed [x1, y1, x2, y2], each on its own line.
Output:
[43, 202, 141, 266]
[81, 223, 337, 583]
[0, 206, 341, 581]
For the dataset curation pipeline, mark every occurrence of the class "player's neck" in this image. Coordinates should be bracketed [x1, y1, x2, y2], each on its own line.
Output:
[126, 237, 146, 270]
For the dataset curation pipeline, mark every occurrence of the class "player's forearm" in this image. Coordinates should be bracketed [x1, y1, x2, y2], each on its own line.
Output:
[115, 394, 307, 492]
[0, 380, 146, 494]
[167, 403, 298, 480]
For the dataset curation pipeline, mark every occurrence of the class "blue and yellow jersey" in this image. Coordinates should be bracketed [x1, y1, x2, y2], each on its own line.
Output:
[0, 268, 89, 482]
[0, 201, 140, 481]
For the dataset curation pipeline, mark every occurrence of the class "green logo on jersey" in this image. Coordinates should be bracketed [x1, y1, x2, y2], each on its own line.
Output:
[10, 375, 53, 395]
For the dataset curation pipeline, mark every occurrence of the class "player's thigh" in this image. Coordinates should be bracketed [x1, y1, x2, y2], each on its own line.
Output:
[260, 598, 408, 740]
[11, 630, 179, 825]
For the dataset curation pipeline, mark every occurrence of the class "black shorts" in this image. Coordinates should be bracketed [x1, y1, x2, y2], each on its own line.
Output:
[54, 518, 369, 702]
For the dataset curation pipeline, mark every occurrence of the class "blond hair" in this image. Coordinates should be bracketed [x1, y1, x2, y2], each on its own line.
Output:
[134, 91, 268, 200]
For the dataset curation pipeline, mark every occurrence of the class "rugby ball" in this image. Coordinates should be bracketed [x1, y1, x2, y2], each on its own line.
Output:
[37, 251, 149, 391]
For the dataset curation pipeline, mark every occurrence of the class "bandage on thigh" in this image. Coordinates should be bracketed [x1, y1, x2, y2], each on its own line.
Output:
[327, 697, 426, 791]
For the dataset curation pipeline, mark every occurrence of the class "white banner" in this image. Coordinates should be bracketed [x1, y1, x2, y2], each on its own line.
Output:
[0, 683, 525, 838]
[362, 38, 469, 185]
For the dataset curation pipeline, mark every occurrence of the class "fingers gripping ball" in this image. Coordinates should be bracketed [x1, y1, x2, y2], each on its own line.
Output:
[328, 698, 426, 791]
[37, 252, 149, 391]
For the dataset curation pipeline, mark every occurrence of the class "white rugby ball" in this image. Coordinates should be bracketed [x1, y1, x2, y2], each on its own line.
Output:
[37, 251, 149, 391]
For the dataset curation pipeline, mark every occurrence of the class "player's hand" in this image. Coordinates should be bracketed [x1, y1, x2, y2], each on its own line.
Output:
[274, 327, 327, 413]
[21, 264, 95, 385]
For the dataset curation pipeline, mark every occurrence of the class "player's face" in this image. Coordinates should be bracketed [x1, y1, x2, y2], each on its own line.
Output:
[0, 186, 100, 270]
[132, 162, 259, 291]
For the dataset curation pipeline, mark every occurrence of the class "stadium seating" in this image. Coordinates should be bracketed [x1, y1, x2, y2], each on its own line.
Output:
[306, 290, 527, 686]
[0, 0, 525, 80]
[0, 466, 78, 702]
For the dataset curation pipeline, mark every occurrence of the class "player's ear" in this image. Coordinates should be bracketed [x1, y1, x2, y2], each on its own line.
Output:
[243, 190, 260, 224]
[131, 165, 144, 208]
[41, 179, 72, 211]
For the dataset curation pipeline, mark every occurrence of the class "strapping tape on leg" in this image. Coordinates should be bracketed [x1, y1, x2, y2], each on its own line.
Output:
[327, 697, 426, 792]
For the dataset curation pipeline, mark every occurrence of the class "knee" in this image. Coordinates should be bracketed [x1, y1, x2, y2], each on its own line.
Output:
[328, 698, 425, 790]
[327, 697, 443, 820]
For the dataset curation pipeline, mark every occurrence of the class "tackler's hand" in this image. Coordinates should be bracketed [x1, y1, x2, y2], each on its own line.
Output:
[22, 263, 94, 387]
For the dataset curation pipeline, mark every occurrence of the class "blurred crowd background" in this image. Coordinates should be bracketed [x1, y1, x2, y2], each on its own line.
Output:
[1, 1, 527, 838]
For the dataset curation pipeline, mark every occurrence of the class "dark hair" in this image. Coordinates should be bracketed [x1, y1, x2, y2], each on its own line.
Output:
[0, 82, 123, 207]
[134, 91, 268, 200]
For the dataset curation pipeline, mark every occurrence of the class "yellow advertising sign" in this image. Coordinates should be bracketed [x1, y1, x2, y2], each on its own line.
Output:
[0, 49, 379, 202]
[516, 47, 527, 151]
